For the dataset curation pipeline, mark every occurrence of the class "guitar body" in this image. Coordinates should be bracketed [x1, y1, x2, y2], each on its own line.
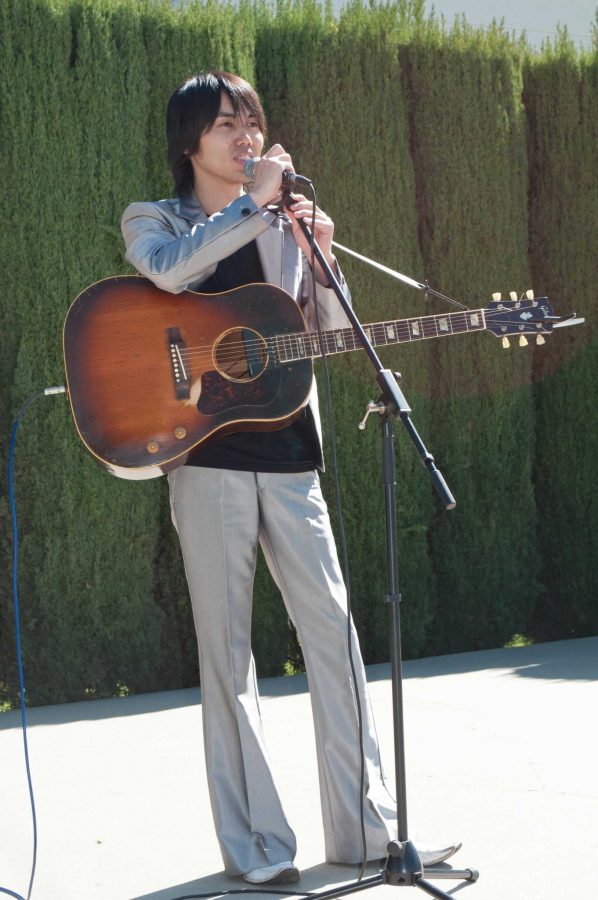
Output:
[64, 276, 313, 479]
[64, 274, 565, 480]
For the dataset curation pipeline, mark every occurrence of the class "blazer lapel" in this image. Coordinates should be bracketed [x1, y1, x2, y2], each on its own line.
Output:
[177, 195, 299, 296]
[256, 215, 284, 289]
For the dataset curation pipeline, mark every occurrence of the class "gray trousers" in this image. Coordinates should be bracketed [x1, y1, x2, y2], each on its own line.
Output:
[168, 466, 397, 875]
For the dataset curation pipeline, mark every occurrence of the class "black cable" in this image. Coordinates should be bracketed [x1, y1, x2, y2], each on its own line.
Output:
[296, 184, 369, 880]
[163, 890, 317, 900]
[163, 869, 382, 900]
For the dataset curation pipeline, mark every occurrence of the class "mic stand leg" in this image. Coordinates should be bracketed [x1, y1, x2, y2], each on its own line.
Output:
[379, 411, 478, 896]
[289, 211, 478, 895]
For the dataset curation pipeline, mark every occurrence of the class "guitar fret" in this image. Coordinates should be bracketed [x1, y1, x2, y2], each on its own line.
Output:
[422, 318, 438, 338]
[377, 323, 389, 345]
[410, 319, 422, 339]
[277, 334, 291, 363]
[272, 307, 488, 368]
[279, 334, 289, 361]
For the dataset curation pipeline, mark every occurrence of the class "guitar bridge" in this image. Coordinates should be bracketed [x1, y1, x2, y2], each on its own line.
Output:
[167, 327, 191, 399]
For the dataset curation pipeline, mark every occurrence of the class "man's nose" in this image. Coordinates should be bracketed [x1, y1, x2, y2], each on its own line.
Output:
[235, 122, 252, 142]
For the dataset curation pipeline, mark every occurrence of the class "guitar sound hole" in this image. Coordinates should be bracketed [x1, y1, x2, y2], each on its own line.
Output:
[214, 327, 269, 383]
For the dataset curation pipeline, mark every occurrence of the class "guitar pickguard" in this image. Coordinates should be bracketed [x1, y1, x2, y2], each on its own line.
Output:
[197, 368, 283, 416]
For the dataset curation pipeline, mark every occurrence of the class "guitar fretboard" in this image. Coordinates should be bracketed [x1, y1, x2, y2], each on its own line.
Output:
[273, 308, 487, 363]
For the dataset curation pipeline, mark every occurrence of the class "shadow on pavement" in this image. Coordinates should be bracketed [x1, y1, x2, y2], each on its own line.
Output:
[2, 637, 595, 732]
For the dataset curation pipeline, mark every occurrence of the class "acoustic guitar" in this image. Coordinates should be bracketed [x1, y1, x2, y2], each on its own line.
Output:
[63, 276, 560, 479]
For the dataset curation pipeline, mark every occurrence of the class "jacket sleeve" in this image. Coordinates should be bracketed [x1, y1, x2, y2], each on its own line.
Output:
[299, 253, 354, 332]
[121, 195, 274, 294]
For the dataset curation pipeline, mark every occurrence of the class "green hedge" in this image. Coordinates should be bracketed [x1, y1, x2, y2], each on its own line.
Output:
[0, 0, 595, 706]
[524, 36, 598, 640]
[399, 22, 540, 652]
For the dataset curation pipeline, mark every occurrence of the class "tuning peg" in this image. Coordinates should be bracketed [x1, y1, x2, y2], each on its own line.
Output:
[492, 292, 502, 301]
[519, 335, 528, 347]
[526, 289, 534, 300]
[502, 336, 510, 349]
[509, 291, 518, 301]
[536, 335, 545, 346]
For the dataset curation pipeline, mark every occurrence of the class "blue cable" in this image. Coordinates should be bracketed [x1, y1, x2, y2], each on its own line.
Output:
[2, 390, 48, 900]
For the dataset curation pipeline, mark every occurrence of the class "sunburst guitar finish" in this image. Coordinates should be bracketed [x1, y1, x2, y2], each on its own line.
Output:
[64, 276, 561, 479]
[63, 277, 312, 479]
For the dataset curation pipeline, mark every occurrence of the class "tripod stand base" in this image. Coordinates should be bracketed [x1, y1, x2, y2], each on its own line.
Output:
[383, 840, 478, 896]
[304, 847, 478, 900]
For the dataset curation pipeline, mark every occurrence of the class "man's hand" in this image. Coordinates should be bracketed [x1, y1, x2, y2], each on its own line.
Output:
[247, 146, 337, 286]
[247, 144, 293, 207]
[286, 194, 337, 286]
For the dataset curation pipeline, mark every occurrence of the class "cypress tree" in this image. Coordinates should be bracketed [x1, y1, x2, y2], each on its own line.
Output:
[525, 34, 598, 639]
[0, 0, 163, 705]
[399, 18, 539, 653]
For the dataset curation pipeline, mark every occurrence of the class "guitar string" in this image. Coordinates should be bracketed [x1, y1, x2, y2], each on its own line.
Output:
[174, 312, 543, 366]
[177, 328, 478, 367]
[174, 310, 533, 356]
[175, 310, 484, 358]
[176, 331, 542, 370]
[172, 307, 540, 352]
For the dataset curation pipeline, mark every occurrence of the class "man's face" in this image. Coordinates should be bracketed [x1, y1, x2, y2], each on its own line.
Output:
[191, 92, 264, 187]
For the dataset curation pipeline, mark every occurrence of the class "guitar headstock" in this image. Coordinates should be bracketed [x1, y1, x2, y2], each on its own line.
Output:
[484, 290, 558, 348]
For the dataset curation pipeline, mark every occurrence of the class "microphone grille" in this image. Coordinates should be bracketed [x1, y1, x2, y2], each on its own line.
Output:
[243, 157, 258, 180]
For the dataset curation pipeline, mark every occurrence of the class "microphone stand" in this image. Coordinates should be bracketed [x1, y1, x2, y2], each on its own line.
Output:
[289, 203, 479, 897]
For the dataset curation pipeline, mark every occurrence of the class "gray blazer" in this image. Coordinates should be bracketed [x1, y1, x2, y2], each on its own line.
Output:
[121, 192, 352, 468]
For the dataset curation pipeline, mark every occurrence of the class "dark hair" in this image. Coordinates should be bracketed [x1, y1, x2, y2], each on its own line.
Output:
[166, 71, 266, 198]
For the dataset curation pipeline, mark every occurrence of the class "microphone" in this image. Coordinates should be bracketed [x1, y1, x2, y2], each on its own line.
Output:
[243, 157, 312, 187]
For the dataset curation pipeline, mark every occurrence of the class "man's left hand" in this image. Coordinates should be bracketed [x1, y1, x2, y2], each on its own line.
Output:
[286, 195, 337, 286]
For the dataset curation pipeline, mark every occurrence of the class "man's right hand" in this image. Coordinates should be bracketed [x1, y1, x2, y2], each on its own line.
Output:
[247, 144, 295, 207]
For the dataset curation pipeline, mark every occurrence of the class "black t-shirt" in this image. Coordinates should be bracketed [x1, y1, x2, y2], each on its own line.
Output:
[186, 239, 319, 473]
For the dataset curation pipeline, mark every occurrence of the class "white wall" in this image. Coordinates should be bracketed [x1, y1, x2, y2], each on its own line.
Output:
[327, 1, 596, 49]
[420, 0, 596, 48]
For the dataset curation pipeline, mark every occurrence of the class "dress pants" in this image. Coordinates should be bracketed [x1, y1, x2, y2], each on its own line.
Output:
[168, 466, 397, 875]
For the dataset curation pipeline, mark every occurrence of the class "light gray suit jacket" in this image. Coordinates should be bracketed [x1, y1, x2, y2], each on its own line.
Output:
[121, 192, 352, 468]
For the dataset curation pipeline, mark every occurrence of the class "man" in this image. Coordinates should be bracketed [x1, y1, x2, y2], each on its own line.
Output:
[121, 71, 459, 884]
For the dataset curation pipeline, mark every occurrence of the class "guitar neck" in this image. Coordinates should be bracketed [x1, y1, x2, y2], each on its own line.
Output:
[276, 307, 488, 362]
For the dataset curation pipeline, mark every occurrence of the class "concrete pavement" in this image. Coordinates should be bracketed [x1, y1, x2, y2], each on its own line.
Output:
[1, 637, 597, 900]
